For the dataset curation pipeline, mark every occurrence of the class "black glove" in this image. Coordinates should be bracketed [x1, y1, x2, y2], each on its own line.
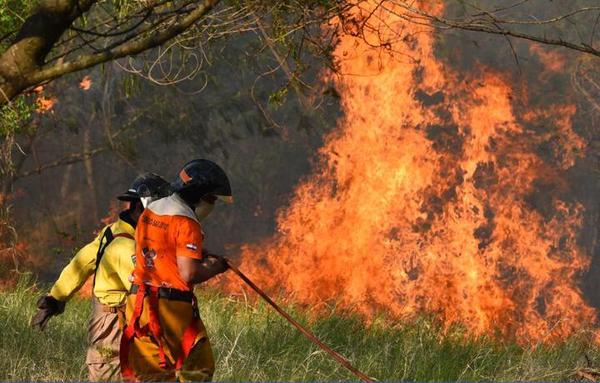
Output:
[202, 249, 229, 273]
[30, 295, 66, 331]
[211, 255, 230, 273]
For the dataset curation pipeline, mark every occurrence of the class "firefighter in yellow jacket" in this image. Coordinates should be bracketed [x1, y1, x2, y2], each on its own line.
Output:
[30, 173, 170, 381]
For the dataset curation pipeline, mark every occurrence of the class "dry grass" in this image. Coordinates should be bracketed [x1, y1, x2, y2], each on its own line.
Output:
[1, 275, 599, 381]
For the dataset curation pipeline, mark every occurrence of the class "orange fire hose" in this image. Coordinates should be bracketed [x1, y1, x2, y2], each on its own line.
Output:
[225, 259, 376, 382]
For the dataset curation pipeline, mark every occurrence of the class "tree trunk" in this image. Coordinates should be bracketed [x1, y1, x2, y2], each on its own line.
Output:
[0, 0, 219, 105]
[83, 113, 99, 223]
[0, 0, 96, 103]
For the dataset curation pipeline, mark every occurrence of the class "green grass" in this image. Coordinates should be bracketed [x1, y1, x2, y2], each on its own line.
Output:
[1, 275, 599, 381]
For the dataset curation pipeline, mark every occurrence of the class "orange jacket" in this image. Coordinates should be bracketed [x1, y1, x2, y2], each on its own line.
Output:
[132, 194, 204, 291]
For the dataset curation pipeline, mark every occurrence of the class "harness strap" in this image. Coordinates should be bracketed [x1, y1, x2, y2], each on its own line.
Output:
[147, 286, 168, 369]
[176, 294, 201, 370]
[120, 283, 146, 381]
[120, 283, 202, 379]
[130, 284, 194, 302]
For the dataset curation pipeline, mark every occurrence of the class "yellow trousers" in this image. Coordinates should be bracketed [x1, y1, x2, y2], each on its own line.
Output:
[123, 294, 215, 382]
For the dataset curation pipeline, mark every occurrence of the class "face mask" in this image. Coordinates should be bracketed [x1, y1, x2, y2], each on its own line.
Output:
[140, 196, 152, 208]
[195, 200, 215, 221]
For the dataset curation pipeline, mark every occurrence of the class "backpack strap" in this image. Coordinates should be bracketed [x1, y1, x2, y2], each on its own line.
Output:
[93, 227, 134, 288]
[92, 227, 114, 288]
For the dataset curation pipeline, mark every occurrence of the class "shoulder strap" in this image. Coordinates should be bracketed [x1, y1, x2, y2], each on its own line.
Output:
[92, 227, 114, 288]
[92, 229, 135, 288]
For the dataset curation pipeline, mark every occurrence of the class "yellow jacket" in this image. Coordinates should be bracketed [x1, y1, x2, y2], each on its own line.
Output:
[49, 217, 135, 307]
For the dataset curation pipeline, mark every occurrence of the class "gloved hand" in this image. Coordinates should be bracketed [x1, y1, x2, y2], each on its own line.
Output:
[210, 254, 230, 274]
[30, 295, 66, 331]
[202, 249, 229, 274]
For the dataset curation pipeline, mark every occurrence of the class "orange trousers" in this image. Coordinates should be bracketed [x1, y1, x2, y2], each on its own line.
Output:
[122, 294, 215, 382]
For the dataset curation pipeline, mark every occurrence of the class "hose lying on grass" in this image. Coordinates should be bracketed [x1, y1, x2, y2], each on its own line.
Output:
[225, 258, 376, 382]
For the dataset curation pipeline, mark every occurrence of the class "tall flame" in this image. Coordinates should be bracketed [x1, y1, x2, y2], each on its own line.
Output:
[228, 1, 597, 342]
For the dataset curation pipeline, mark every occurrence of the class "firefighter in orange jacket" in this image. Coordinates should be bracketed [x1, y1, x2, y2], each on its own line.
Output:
[30, 173, 170, 381]
[120, 159, 232, 382]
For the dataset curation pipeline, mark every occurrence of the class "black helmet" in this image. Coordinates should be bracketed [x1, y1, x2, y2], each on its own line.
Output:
[118, 173, 171, 206]
[171, 159, 233, 205]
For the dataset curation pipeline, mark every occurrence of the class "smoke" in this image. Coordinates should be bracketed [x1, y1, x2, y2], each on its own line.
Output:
[11, 32, 339, 279]
[8, 1, 600, 337]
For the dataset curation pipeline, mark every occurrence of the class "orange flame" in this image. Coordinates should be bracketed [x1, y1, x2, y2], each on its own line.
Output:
[225, 1, 597, 342]
[79, 75, 93, 90]
[529, 43, 566, 73]
[35, 95, 57, 113]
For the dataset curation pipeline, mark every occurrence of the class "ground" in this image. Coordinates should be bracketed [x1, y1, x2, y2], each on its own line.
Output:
[0, 276, 598, 381]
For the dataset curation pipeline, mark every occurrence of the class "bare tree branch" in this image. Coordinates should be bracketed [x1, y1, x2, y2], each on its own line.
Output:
[0, 0, 220, 105]
[16, 147, 108, 179]
[385, 1, 600, 58]
[29, 0, 220, 88]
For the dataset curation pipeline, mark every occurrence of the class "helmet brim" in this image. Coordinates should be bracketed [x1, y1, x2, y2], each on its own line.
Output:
[117, 191, 140, 202]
